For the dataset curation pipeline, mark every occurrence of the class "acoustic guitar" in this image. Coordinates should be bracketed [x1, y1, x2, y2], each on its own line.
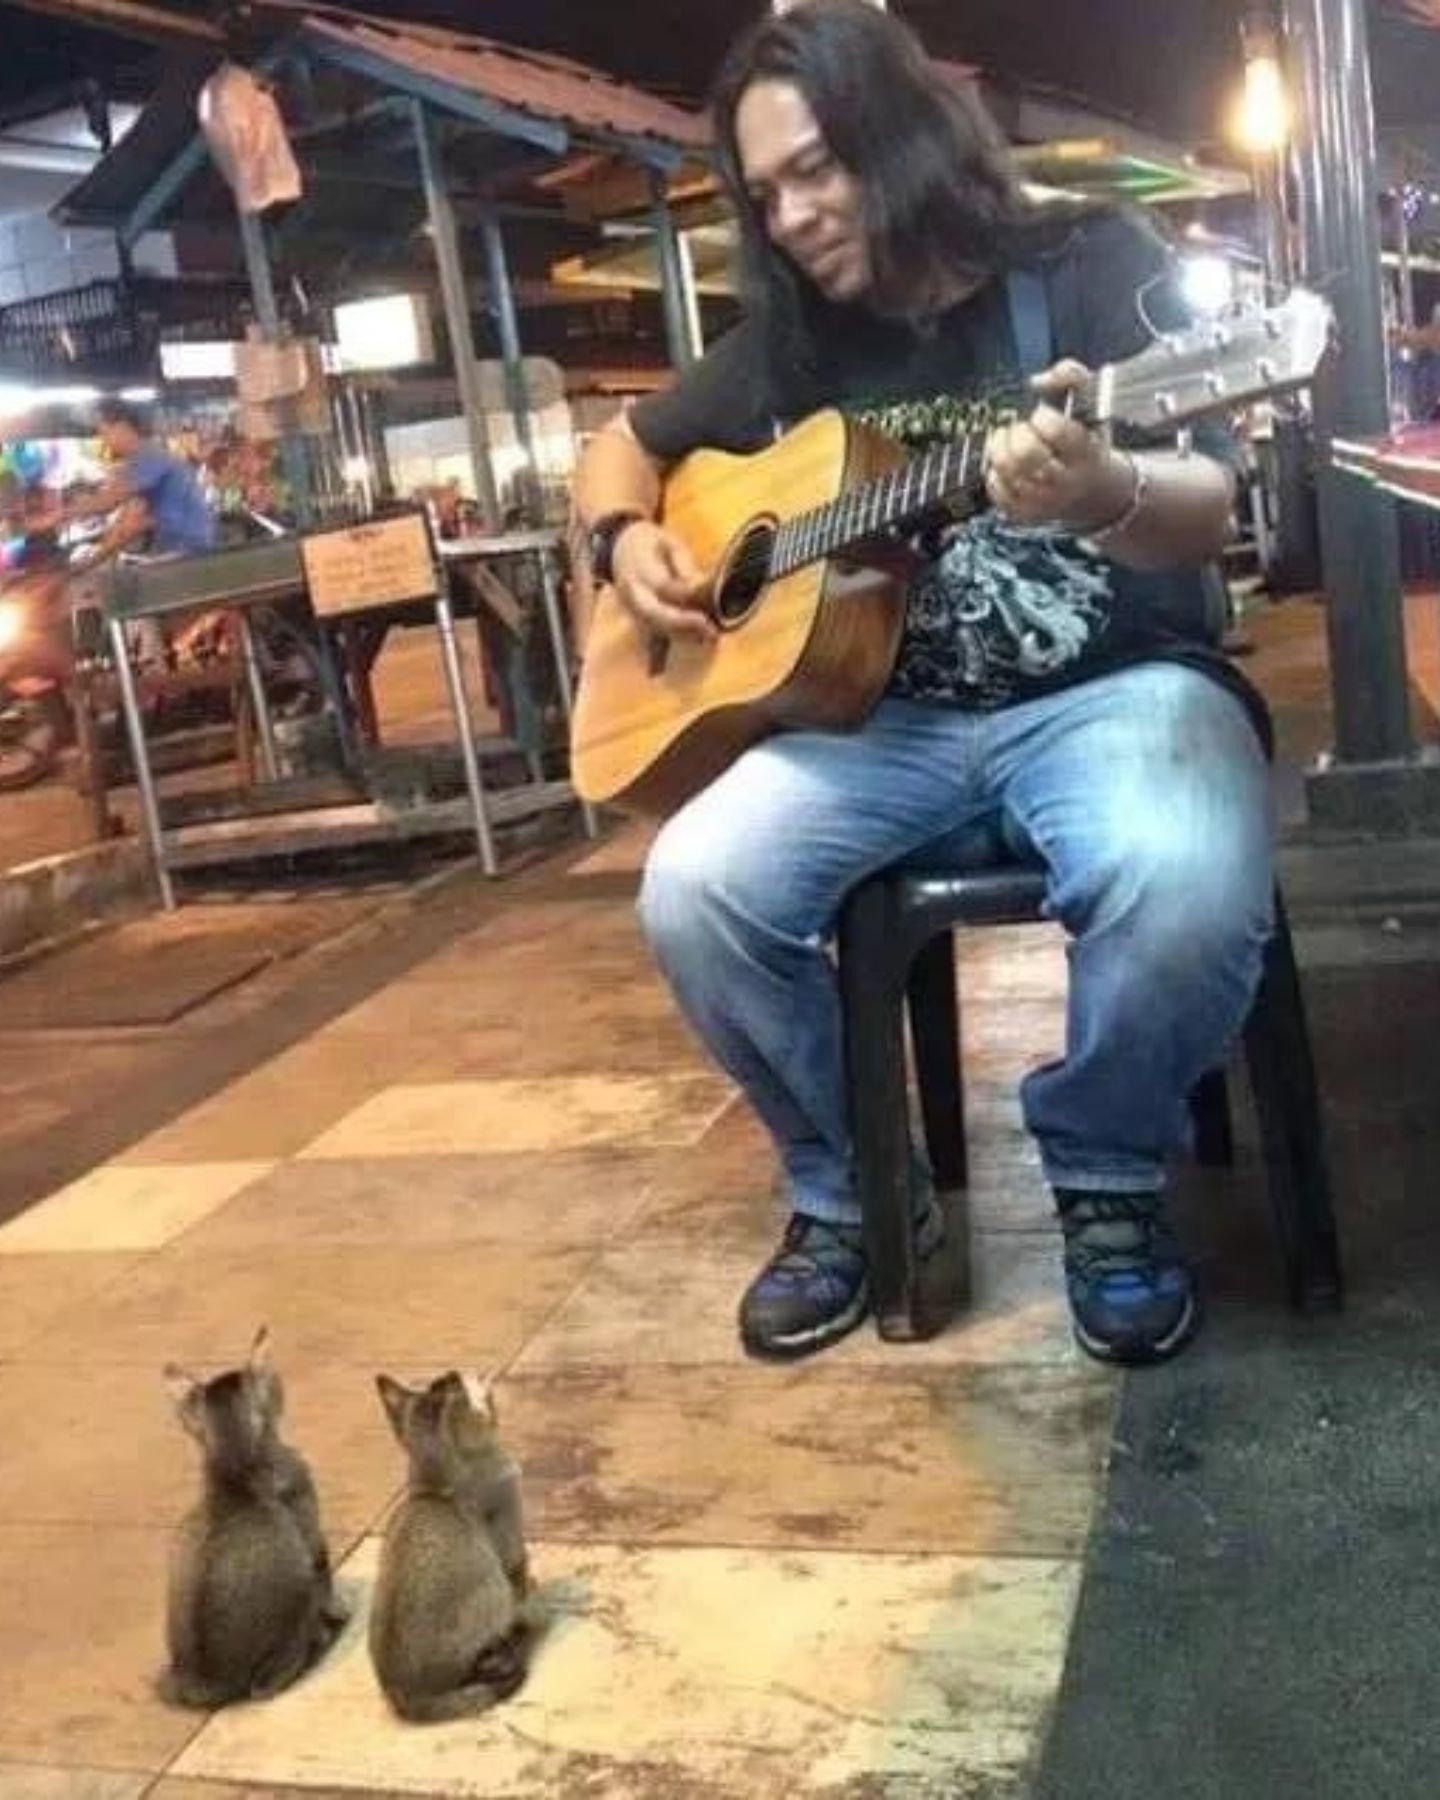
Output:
[571, 290, 1332, 815]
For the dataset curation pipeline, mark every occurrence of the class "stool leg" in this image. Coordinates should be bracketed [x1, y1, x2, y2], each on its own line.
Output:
[840, 883, 967, 1340]
[907, 930, 969, 1190]
[1189, 1067, 1235, 1167]
[1244, 894, 1343, 1313]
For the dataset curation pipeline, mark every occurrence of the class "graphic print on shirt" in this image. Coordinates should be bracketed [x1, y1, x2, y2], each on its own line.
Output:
[850, 390, 1120, 708]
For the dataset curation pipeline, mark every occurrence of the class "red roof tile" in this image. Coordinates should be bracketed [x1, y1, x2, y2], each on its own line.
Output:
[299, 9, 711, 152]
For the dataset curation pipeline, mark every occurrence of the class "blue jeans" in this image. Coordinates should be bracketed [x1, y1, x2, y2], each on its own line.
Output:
[637, 663, 1274, 1227]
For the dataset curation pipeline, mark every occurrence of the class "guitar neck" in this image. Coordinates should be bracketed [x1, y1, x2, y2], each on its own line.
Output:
[770, 429, 989, 577]
[767, 365, 1095, 576]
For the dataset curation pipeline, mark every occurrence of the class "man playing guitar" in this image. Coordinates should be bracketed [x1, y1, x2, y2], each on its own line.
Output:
[575, 0, 1268, 1368]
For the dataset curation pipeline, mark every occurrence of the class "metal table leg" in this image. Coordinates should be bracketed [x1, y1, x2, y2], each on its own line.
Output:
[236, 612, 280, 781]
[434, 584, 498, 876]
[107, 616, 176, 911]
[536, 545, 599, 838]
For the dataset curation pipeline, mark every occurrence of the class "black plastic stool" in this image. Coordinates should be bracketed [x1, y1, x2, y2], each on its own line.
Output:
[837, 862, 1343, 1342]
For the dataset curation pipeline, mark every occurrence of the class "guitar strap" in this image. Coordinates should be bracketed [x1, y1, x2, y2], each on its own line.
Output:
[1005, 267, 1054, 381]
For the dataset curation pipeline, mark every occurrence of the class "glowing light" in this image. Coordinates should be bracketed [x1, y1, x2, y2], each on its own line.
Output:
[1180, 254, 1236, 316]
[1234, 52, 1290, 154]
[333, 294, 433, 373]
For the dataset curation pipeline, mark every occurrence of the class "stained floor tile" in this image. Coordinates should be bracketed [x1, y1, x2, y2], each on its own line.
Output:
[148, 1782, 419, 1800]
[391, 1003, 699, 1082]
[25, 1243, 593, 1372]
[0, 1255, 138, 1358]
[296, 1075, 733, 1160]
[512, 1222, 1079, 1371]
[504, 1361, 1109, 1556]
[564, 819, 656, 877]
[174, 1150, 660, 1253]
[170, 1537, 1080, 1798]
[0, 1359, 400, 1544]
[0, 1524, 201, 1769]
[115, 1036, 424, 1165]
[0, 1164, 273, 1254]
[0, 1766, 152, 1800]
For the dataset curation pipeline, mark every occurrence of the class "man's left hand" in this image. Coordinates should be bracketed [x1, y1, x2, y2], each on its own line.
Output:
[983, 360, 1135, 533]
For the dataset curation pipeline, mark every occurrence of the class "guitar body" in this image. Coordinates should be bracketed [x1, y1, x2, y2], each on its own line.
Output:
[570, 409, 908, 815]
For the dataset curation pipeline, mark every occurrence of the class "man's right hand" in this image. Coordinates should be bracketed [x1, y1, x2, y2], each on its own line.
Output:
[610, 521, 716, 645]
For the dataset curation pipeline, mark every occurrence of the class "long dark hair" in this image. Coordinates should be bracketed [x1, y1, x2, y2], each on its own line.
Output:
[712, 0, 1039, 389]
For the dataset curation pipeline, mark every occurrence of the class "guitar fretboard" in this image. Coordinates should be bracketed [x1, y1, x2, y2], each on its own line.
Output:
[769, 428, 989, 576]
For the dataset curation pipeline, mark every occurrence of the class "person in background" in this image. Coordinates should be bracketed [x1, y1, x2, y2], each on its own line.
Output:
[42, 397, 216, 560]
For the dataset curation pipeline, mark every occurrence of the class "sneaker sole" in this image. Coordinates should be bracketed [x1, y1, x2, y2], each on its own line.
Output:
[739, 1278, 872, 1363]
[1071, 1288, 1201, 1368]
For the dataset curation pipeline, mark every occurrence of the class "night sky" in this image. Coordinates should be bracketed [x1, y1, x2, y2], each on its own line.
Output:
[4, 0, 1440, 147]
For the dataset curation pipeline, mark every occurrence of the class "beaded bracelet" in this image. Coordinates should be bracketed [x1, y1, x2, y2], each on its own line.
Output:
[1084, 450, 1150, 550]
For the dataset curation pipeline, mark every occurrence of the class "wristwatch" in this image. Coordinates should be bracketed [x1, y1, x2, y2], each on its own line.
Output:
[587, 509, 647, 585]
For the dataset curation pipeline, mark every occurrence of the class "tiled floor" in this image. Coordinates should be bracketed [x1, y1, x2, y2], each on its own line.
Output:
[0, 821, 1113, 1798]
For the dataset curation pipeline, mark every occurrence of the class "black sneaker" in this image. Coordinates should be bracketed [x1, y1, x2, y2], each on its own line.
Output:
[738, 1202, 944, 1362]
[1056, 1189, 1200, 1367]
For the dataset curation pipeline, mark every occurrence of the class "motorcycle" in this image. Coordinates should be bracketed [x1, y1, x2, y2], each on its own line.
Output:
[0, 565, 72, 791]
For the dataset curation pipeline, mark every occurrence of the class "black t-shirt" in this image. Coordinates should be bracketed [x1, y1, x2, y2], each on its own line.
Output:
[630, 208, 1266, 740]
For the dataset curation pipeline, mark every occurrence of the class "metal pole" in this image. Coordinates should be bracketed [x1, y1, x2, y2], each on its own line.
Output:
[1395, 192, 1416, 330]
[677, 229, 706, 358]
[1248, 116, 1317, 591]
[413, 100, 501, 528]
[434, 581, 499, 875]
[1252, 150, 1293, 293]
[650, 169, 696, 369]
[479, 203, 540, 516]
[236, 612, 280, 781]
[237, 208, 312, 528]
[1282, 0, 1412, 763]
[1392, 190, 1417, 424]
[107, 615, 175, 910]
[535, 542, 598, 838]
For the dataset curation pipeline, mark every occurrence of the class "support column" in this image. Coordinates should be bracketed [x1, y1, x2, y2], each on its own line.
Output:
[1283, 0, 1412, 767]
[650, 169, 697, 369]
[413, 100, 500, 527]
[238, 209, 312, 527]
[1249, 85, 1319, 592]
[479, 203, 540, 516]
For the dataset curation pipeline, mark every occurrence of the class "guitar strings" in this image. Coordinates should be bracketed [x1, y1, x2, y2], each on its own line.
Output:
[719, 370, 1096, 593]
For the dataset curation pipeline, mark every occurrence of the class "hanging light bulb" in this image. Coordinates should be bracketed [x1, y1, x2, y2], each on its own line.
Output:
[1233, 15, 1291, 155]
[1235, 49, 1291, 154]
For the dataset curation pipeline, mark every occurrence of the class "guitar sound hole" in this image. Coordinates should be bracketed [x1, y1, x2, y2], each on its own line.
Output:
[714, 521, 776, 627]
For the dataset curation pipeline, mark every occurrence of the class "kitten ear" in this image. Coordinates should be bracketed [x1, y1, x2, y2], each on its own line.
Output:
[163, 1363, 204, 1432]
[458, 1370, 496, 1422]
[248, 1324, 273, 1373]
[375, 1374, 412, 1441]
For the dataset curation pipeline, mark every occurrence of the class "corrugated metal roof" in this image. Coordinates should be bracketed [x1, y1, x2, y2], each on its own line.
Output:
[296, 8, 709, 152]
[55, 62, 212, 227]
[57, 4, 708, 230]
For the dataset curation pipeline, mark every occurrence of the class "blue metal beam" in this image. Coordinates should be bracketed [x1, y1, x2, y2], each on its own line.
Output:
[303, 29, 568, 155]
[121, 44, 291, 250]
[414, 99, 502, 527]
[578, 129, 687, 173]
[120, 132, 209, 249]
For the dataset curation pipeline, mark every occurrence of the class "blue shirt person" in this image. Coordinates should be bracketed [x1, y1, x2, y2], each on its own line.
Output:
[48, 397, 216, 559]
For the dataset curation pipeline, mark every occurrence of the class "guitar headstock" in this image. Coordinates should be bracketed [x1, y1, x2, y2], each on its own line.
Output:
[1101, 288, 1334, 431]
